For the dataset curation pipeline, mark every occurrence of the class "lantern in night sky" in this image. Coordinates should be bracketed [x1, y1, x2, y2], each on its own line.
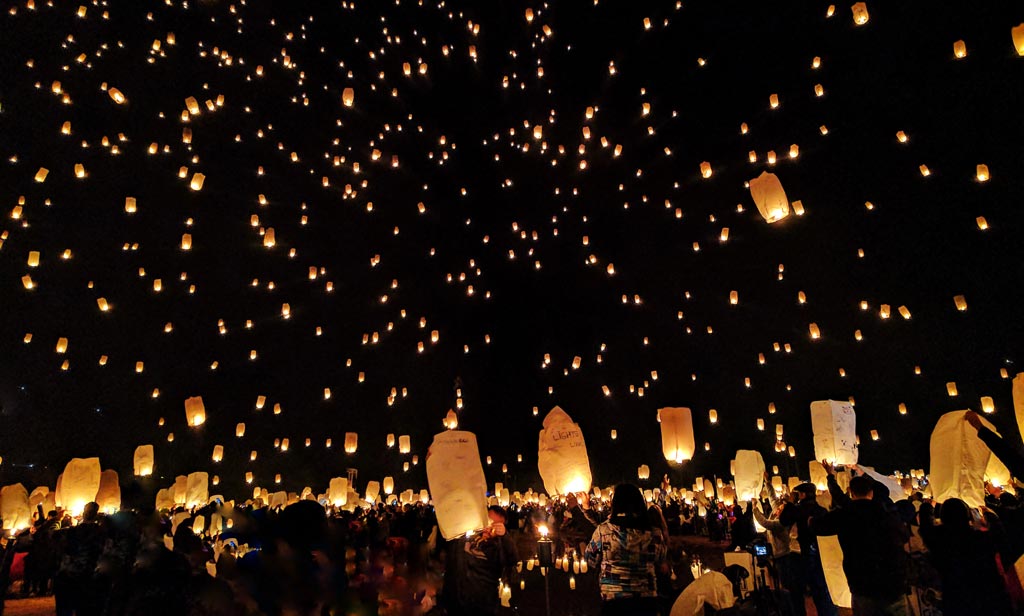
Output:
[184, 396, 207, 427]
[659, 407, 695, 463]
[749, 171, 790, 223]
[133, 445, 154, 476]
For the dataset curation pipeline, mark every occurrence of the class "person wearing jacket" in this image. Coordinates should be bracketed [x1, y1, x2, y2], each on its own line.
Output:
[752, 491, 804, 616]
[812, 475, 909, 615]
[585, 484, 667, 616]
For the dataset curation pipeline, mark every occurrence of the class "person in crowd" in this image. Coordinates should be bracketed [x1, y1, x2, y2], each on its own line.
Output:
[585, 484, 666, 616]
[811, 475, 909, 616]
[440, 505, 517, 616]
[54, 502, 105, 616]
[26, 509, 60, 596]
[780, 483, 836, 616]
[918, 497, 1013, 615]
[559, 493, 597, 556]
[751, 488, 804, 616]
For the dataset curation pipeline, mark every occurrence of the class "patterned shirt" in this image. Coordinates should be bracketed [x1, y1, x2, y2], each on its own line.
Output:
[585, 520, 667, 601]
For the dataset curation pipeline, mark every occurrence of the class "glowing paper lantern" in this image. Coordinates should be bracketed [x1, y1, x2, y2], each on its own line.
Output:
[444, 409, 459, 429]
[659, 407, 695, 463]
[328, 477, 349, 506]
[344, 432, 358, 453]
[537, 406, 592, 495]
[342, 87, 355, 107]
[426, 430, 489, 539]
[212, 445, 224, 462]
[399, 435, 411, 454]
[383, 476, 395, 495]
[851, 2, 869, 26]
[748, 171, 790, 223]
[236, 423, 245, 437]
[953, 40, 967, 58]
[133, 445, 154, 476]
[1013, 373, 1024, 440]
[1013, 24, 1024, 56]
[184, 396, 206, 426]
[96, 470, 121, 513]
[976, 164, 989, 182]
[186, 472, 209, 508]
[638, 465, 650, 480]
[734, 450, 765, 501]
[818, 535, 852, 608]
[387, 433, 396, 448]
[59, 457, 101, 515]
[929, 410, 999, 507]
[0, 484, 30, 530]
[810, 400, 858, 465]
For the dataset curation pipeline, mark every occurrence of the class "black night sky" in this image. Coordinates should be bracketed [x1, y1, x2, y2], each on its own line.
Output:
[1, 0, 1023, 499]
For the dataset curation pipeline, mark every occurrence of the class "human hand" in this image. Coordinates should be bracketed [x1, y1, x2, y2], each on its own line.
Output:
[964, 410, 983, 430]
[821, 460, 835, 476]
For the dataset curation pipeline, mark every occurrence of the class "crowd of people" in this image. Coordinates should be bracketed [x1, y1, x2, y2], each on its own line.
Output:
[0, 410, 1021, 615]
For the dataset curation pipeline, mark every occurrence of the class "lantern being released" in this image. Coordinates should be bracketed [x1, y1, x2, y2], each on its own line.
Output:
[0, 484, 30, 530]
[537, 406, 593, 495]
[734, 450, 766, 501]
[426, 430, 489, 539]
[929, 410, 999, 508]
[328, 477, 349, 506]
[59, 457, 101, 516]
[810, 400, 858, 465]
[659, 407, 695, 463]
[748, 171, 790, 223]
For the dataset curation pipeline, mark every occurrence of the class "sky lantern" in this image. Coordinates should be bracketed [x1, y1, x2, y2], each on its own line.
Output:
[180, 234, 192, 250]
[444, 409, 459, 429]
[810, 400, 858, 465]
[537, 406, 592, 494]
[953, 40, 967, 59]
[638, 464, 650, 481]
[133, 445, 154, 476]
[851, 2, 869, 26]
[1013, 374, 1024, 439]
[185, 96, 201, 115]
[59, 457, 101, 516]
[184, 396, 207, 427]
[976, 164, 989, 182]
[399, 435, 411, 453]
[734, 450, 765, 501]
[212, 445, 224, 462]
[1013, 24, 1024, 55]
[108, 88, 126, 104]
[700, 161, 712, 178]
[1, 484, 31, 531]
[190, 173, 205, 191]
[659, 407, 695, 463]
[342, 88, 355, 107]
[383, 476, 395, 495]
[426, 430, 489, 539]
[186, 472, 208, 508]
[748, 171, 790, 223]
[929, 411, 997, 508]
[344, 432, 358, 453]
[235, 423, 245, 437]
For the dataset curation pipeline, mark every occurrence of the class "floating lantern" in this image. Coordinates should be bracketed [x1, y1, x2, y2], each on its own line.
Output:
[660, 407, 695, 463]
[133, 445, 154, 476]
[976, 164, 989, 182]
[851, 2, 869, 25]
[184, 396, 206, 426]
[538, 406, 592, 494]
[748, 171, 790, 223]
[953, 40, 967, 59]
[342, 88, 355, 107]
[810, 400, 858, 465]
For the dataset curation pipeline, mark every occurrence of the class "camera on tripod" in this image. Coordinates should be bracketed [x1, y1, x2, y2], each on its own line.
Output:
[747, 539, 772, 568]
